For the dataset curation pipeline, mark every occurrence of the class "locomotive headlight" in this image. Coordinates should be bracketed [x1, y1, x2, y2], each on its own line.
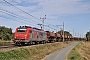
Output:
[15, 37, 16, 38]
[25, 37, 26, 39]
[25, 35, 27, 36]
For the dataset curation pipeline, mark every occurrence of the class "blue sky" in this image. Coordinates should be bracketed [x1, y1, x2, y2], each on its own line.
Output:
[0, 0, 90, 37]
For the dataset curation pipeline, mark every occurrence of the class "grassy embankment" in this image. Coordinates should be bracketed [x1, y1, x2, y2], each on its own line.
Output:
[0, 40, 13, 46]
[67, 41, 90, 60]
[0, 41, 74, 60]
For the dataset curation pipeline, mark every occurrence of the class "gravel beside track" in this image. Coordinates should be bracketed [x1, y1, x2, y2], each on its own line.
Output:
[0, 44, 18, 51]
[0, 43, 45, 51]
[0, 42, 60, 51]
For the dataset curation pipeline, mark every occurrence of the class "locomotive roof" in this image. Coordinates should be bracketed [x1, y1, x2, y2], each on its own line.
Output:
[18, 26, 32, 29]
[18, 26, 45, 31]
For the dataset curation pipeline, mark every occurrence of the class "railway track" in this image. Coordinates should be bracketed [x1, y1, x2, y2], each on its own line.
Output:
[0, 44, 17, 50]
[0, 42, 43, 51]
[0, 44, 15, 48]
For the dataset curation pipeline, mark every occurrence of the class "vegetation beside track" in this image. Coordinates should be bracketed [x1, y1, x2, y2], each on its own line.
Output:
[67, 41, 90, 60]
[0, 40, 13, 46]
[0, 41, 74, 60]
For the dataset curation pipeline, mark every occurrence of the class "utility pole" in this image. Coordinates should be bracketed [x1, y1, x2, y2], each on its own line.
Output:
[61, 28, 63, 36]
[75, 32, 76, 37]
[80, 34, 81, 38]
[63, 22, 64, 42]
[40, 15, 46, 30]
[69, 31, 70, 41]
[73, 29, 74, 41]
[78, 33, 79, 40]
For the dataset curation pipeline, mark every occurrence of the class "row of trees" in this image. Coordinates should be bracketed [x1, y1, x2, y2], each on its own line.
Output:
[0, 26, 13, 40]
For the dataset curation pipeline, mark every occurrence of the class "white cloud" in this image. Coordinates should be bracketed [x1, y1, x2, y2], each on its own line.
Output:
[2, 0, 90, 16]
[39, 0, 90, 15]
[0, 0, 90, 31]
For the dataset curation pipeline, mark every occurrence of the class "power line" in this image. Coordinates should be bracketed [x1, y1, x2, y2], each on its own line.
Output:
[3, 0, 60, 31]
[0, 8, 42, 27]
[0, 7, 39, 24]
[0, 10, 36, 26]
[3, 0, 42, 21]
[0, 7, 57, 31]
[0, 7, 55, 30]
[0, 11, 29, 24]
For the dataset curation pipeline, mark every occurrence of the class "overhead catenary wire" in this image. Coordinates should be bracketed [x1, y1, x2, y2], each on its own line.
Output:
[0, 7, 39, 24]
[3, 0, 59, 31]
[0, 10, 37, 26]
[3, 0, 42, 21]
[0, 7, 57, 31]
[0, 10, 29, 24]
[0, 7, 40, 23]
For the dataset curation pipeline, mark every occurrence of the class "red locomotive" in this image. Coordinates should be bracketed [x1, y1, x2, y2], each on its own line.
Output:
[13, 26, 47, 45]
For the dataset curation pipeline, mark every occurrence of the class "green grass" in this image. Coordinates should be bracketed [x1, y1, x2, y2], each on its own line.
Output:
[67, 43, 84, 60]
[0, 48, 30, 60]
[0, 42, 74, 60]
[68, 48, 81, 60]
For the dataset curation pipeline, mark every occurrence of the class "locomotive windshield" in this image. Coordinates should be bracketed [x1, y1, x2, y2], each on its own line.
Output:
[17, 28, 26, 33]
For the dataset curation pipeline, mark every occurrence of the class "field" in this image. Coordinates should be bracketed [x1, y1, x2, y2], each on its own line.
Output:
[0, 41, 74, 60]
[67, 41, 90, 60]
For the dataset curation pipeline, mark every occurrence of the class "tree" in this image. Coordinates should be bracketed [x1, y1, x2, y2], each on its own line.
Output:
[57, 30, 72, 36]
[86, 31, 90, 41]
[0, 26, 13, 40]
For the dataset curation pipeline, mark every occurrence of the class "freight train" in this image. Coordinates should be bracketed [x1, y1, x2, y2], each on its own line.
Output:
[13, 26, 86, 45]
